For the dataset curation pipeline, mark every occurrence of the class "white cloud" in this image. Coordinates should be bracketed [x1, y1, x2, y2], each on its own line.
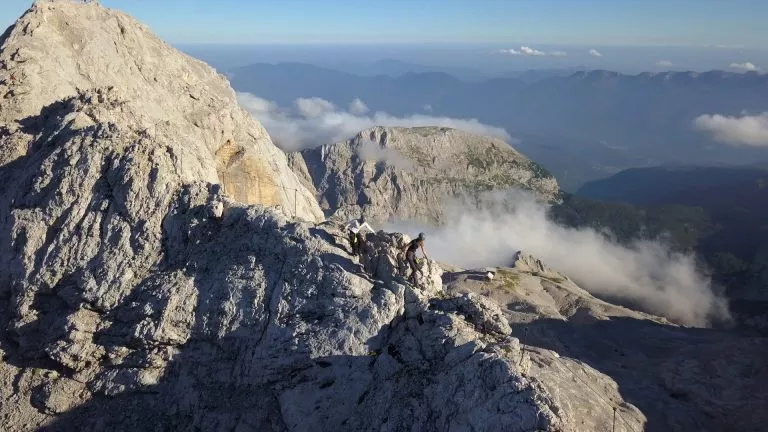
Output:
[423, 104, 433, 113]
[237, 93, 511, 152]
[295, 97, 336, 118]
[495, 46, 549, 56]
[388, 191, 730, 327]
[238, 95, 278, 113]
[729, 62, 759, 71]
[520, 46, 546, 56]
[694, 112, 768, 147]
[495, 48, 521, 55]
[550, 51, 568, 56]
[657, 60, 673, 67]
[588, 49, 603, 57]
[357, 138, 414, 171]
[348, 98, 369, 115]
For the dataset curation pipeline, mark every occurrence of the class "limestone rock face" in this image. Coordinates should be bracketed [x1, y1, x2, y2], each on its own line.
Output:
[0, 0, 323, 221]
[0, 5, 608, 429]
[0, 179, 575, 431]
[1, 3, 764, 432]
[295, 126, 561, 224]
[444, 263, 768, 432]
[513, 251, 572, 282]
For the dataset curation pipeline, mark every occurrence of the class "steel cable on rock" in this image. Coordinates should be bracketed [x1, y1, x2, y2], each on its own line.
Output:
[220, 175, 317, 219]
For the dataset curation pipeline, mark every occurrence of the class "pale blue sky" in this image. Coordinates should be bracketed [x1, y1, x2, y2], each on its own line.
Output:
[1, 0, 767, 47]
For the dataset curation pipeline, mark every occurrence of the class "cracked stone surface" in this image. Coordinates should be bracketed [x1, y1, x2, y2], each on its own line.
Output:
[0, 2, 764, 432]
[0, 0, 323, 222]
[293, 126, 561, 224]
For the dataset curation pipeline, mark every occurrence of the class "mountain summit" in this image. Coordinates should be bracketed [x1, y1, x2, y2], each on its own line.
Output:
[0, 2, 766, 431]
[292, 126, 560, 224]
[0, 0, 322, 220]
[0, 3, 625, 429]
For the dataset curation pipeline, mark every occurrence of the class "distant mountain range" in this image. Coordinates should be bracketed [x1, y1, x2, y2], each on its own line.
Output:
[502, 67, 588, 83]
[576, 164, 768, 265]
[229, 62, 768, 189]
[564, 164, 768, 331]
[324, 59, 585, 83]
[228, 61, 513, 116]
[577, 163, 768, 205]
[335, 58, 492, 82]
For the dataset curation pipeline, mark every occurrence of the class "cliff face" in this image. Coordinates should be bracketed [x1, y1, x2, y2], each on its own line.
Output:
[0, 2, 619, 431]
[0, 0, 323, 221]
[294, 126, 560, 224]
[0, 2, 766, 432]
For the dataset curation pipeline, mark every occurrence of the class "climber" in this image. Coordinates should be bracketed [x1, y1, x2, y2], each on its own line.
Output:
[513, 250, 522, 265]
[402, 232, 428, 284]
[345, 215, 374, 256]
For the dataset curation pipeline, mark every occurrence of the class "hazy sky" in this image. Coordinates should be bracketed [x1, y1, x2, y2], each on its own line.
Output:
[2, 1, 767, 73]
[2, 0, 767, 47]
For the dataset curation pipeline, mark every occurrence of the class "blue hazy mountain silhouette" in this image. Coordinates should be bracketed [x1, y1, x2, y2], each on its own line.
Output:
[229, 62, 768, 189]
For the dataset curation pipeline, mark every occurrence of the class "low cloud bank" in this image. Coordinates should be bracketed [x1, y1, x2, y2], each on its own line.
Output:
[729, 62, 759, 71]
[694, 112, 768, 147]
[237, 93, 510, 151]
[520, 46, 546, 56]
[357, 138, 414, 170]
[495, 46, 567, 56]
[389, 191, 729, 327]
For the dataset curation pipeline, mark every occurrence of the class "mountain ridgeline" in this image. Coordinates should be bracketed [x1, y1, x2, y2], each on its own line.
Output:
[291, 126, 560, 224]
[230, 62, 768, 190]
[0, 2, 766, 432]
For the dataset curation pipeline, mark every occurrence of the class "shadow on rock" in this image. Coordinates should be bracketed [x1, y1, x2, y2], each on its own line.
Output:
[511, 316, 768, 432]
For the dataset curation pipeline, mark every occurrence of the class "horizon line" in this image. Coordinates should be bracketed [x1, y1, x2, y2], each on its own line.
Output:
[172, 41, 768, 51]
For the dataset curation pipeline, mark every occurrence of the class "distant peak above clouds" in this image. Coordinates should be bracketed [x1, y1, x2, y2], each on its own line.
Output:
[657, 60, 673, 67]
[588, 49, 603, 57]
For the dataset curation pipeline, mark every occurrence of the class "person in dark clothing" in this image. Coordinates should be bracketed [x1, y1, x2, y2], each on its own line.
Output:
[402, 232, 428, 284]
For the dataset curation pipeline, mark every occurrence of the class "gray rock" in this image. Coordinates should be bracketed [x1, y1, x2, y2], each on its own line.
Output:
[0, 0, 323, 222]
[0, 2, 762, 432]
[295, 126, 561, 224]
[444, 262, 768, 432]
[0, 50, 576, 429]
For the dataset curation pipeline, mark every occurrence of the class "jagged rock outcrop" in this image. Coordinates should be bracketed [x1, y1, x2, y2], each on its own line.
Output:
[0, 0, 322, 221]
[293, 126, 560, 224]
[0, 2, 645, 432]
[0, 179, 580, 431]
[1, 3, 764, 432]
[444, 262, 768, 432]
[512, 251, 572, 282]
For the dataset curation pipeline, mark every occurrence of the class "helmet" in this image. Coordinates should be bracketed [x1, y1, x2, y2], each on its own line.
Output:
[418, 232, 425, 240]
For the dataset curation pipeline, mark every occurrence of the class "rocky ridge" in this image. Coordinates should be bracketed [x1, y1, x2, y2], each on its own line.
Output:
[445, 259, 768, 432]
[292, 126, 560, 224]
[0, 2, 765, 432]
[0, 2, 634, 431]
[0, 0, 322, 221]
[0, 189, 644, 430]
